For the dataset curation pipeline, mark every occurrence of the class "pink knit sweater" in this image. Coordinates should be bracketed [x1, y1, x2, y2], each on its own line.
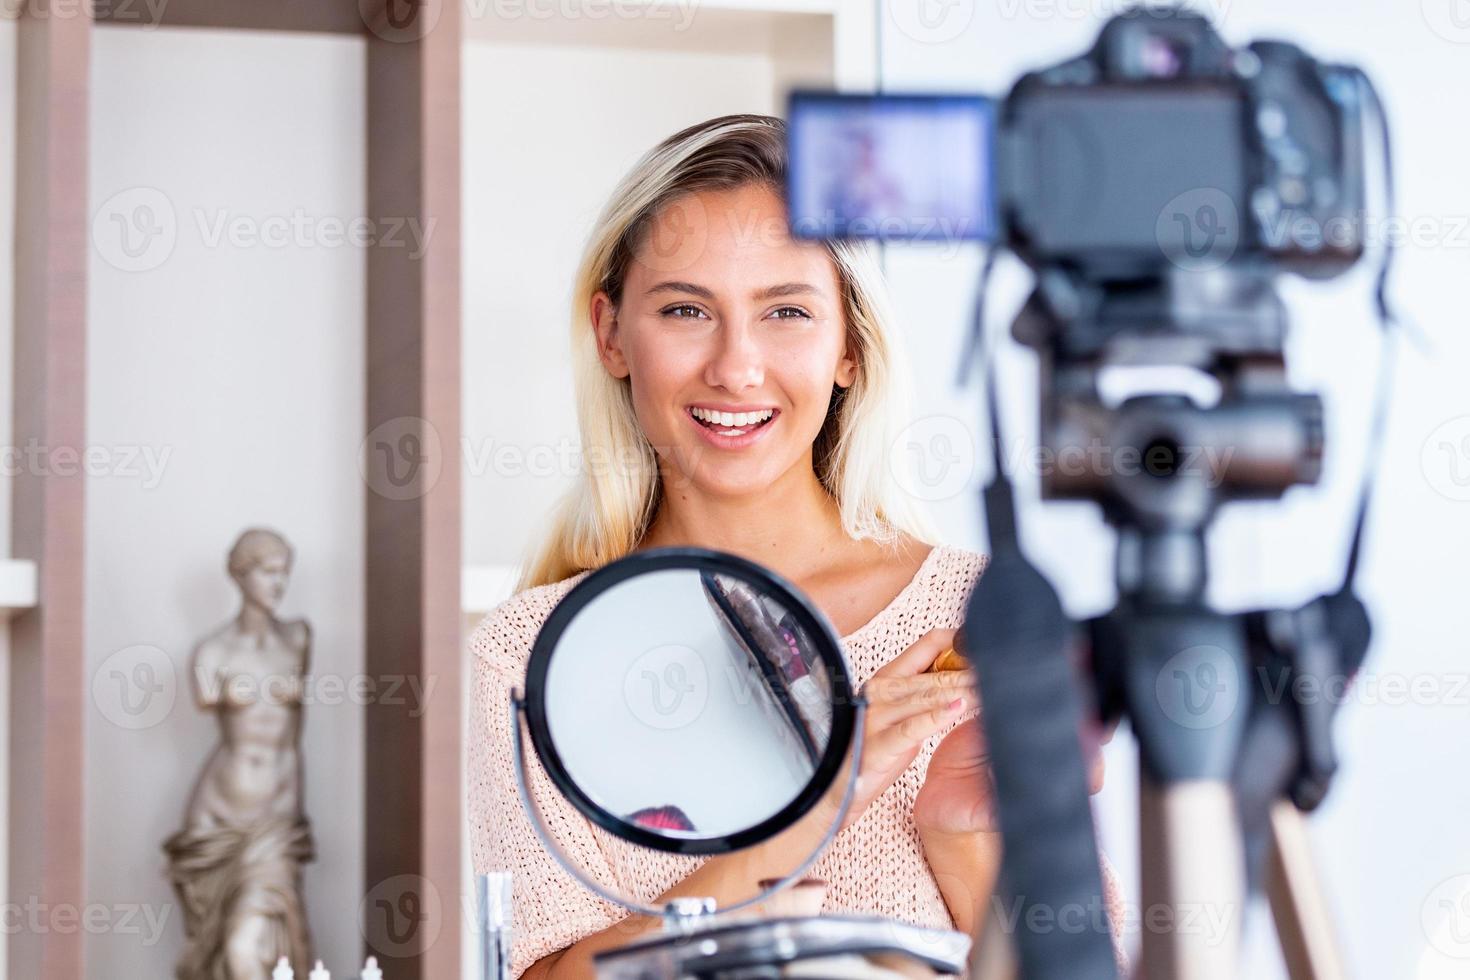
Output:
[467, 542, 1127, 977]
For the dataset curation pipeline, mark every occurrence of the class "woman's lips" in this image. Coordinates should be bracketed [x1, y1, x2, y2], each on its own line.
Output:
[685, 407, 779, 450]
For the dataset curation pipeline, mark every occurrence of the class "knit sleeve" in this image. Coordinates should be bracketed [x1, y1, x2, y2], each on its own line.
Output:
[466, 601, 631, 979]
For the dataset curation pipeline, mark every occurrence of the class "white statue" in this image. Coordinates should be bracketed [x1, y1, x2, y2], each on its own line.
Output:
[164, 527, 316, 979]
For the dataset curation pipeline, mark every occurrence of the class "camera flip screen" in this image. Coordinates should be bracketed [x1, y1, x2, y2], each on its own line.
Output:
[786, 92, 998, 242]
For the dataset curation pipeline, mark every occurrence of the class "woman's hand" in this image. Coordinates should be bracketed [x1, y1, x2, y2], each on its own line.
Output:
[913, 676, 1115, 837]
[913, 715, 995, 836]
[815, 629, 976, 834]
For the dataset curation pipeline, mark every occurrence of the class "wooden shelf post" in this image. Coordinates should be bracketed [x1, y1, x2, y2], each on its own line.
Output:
[362, 1, 465, 977]
[9, 3, 91, 978]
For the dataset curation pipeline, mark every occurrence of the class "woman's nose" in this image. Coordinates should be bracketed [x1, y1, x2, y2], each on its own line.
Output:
[703, 322, 765, 393]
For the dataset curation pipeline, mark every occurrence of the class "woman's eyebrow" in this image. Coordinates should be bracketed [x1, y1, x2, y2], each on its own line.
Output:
[647, 280, 715, 299]
[646, 281, 820, 300]
[754, 282, 818, 299]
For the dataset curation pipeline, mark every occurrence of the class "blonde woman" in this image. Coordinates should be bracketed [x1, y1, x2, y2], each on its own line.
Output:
[467, 114, 1124, 978]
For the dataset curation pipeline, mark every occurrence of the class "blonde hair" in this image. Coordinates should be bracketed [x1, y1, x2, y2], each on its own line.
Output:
[514, 113, 940, 591]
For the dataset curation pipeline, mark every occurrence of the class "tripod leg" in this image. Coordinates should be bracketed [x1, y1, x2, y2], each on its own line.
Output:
[1137, 776, 1244, 980]
[1267, 800, 1347, 980]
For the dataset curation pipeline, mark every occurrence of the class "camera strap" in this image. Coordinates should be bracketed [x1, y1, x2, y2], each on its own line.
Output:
[960, 251, 1122, 979]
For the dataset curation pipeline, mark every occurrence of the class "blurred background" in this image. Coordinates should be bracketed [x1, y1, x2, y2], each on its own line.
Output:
[1, 0, 1467, 977]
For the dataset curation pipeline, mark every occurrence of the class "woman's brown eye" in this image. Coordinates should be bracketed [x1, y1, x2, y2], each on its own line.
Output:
[772, 306, 812, 320]
[663, 304, 705, 319]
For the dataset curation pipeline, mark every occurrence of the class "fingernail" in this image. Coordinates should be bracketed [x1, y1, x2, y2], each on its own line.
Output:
[947, 697, 964, 713]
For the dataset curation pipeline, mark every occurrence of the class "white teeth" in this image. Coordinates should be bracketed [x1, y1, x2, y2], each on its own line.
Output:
[691, 407, 773, 428]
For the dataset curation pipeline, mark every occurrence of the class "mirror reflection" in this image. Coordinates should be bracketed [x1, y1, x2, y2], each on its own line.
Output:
[544, 565, 837, 842]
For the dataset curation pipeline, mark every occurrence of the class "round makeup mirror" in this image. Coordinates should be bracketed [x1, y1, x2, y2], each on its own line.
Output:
[507, 547, 971, 978]
[521, 547, 857, 857]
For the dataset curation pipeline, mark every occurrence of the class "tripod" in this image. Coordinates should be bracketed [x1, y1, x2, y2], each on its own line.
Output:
[961, 269, 1375, 979]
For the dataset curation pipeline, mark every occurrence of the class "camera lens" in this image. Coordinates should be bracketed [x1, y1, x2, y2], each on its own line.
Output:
[1143, 436, 1183, 479]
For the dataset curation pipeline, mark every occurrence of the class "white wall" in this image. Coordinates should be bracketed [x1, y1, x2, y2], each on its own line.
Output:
[86, 25, 365, 979]
[877, 1, 1470, 977]
[462, 37, 799, 570]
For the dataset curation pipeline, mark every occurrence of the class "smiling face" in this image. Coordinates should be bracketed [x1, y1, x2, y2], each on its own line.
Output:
[591, 183, 858, 500]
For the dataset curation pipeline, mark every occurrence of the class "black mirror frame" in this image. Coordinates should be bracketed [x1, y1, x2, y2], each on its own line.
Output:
[523, 546, 858, 856]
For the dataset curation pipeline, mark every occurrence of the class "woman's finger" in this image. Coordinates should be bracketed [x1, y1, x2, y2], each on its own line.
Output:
[865, 669, 976, 709]
[868, 680, 975, 730]
[865, 697, 966, 765]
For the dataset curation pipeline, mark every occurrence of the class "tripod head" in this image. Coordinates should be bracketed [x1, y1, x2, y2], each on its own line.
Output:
[966, 262, 1380, 980]
[1018, 267, 1322, 537]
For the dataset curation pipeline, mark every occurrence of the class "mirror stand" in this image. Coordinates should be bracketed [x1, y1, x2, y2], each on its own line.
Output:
[509, 692, 868, 932]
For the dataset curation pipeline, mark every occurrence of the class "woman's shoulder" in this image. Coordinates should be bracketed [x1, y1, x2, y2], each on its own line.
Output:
[926, 540, 989, 584]
[467, 568, 594, 675]
[922, 541, 990, 605]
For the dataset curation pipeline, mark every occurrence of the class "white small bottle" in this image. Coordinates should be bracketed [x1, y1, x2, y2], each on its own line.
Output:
[272, 957, 295, 980]
[360, 956, 383, 980]
[309, 960, 331, 980]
